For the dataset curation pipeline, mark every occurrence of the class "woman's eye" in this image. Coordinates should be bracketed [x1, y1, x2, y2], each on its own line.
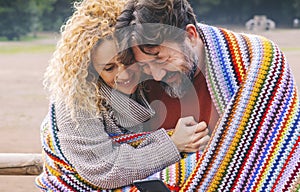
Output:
[104, 64, 116, 71]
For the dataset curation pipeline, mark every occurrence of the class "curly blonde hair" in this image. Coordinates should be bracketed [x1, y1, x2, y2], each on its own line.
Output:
[44, 0, 126, 117]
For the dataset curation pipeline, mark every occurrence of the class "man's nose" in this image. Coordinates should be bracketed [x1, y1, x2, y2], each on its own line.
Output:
[149, 65, 166, 81]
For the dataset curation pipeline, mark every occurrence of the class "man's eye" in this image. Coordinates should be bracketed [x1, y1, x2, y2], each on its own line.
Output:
[140, 45, 160, 55]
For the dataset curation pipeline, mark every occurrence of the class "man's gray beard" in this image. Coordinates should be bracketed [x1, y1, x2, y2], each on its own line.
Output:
[163, 53, 199, 98]
[163, 74, 192, 98]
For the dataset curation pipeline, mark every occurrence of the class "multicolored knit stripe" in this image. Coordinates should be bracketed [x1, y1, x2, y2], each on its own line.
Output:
[109, 130, 174, 147]
[180, 24, 300, 191]
[109, 132, 150, 147]
[146, 151, 202, 191]
[36, 104, 103, 192]
[202, 25, 246, 114]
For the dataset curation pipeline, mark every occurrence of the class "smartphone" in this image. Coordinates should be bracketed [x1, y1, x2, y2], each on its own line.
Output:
[133, 178, 171, 192]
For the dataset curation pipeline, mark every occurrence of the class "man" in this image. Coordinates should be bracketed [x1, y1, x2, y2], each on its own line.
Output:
[116, 0, 300, 191]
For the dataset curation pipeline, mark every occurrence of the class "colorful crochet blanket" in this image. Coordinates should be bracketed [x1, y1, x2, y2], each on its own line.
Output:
[36, 24, 300, 191]
[129, 24, 300, 191]
[115, 24, 300, 191]
[192, 24, 300, 192]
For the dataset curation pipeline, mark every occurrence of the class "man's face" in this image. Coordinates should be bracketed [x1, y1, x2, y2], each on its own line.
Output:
[132, 40, 199, 98]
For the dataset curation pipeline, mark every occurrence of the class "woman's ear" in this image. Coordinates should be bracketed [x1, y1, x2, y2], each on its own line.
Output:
[185, 24, 199, 46]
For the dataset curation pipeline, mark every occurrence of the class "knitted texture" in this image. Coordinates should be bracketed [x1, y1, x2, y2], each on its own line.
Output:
[36, 24, 300, 191]
[35, 104, 200, 191]
[178, 24, 300, 191]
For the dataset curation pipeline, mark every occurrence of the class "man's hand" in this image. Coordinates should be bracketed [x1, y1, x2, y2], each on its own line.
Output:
[170, 116, 210, 153]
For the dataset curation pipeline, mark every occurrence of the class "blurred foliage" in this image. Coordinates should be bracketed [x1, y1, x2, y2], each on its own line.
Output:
[41, 0, 75, 31]
[190, 0, 300, 27]
[0, 0, 58, 40]
[0, 0, 74, 40]
[0, 0, 299, 40]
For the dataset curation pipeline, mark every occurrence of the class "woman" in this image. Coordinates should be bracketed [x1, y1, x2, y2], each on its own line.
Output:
[35, 0, 209, 190]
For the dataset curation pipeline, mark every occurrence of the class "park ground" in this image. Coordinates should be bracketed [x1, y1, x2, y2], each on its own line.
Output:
[0, 28, 299, 191]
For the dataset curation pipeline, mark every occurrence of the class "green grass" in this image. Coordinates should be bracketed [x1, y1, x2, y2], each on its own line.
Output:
[0, 33, 57, 54]
[0, 32, 55, 42]
[0, 44, 55, 54]
[281, 47, 300, 52]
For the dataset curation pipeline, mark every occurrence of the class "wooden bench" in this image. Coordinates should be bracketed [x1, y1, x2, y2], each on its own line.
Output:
[0, 153, 43, 175]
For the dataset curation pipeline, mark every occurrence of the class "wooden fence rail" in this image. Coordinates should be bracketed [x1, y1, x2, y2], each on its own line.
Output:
[0, 153, 43, 175]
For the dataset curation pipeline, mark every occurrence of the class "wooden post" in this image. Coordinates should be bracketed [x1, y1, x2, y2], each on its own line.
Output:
[0, 153, 43, 175]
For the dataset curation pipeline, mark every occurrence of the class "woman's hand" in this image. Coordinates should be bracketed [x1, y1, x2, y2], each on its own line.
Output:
[170, 116, 210, 153]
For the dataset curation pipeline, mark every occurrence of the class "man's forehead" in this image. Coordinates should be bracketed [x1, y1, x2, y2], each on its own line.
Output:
[133, 41, 184, 55]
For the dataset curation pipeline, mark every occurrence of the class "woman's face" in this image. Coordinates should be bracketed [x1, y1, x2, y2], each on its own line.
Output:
[92, 40, 141, 95]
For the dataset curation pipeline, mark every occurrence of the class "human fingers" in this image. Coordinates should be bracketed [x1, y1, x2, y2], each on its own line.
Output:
[176, 116, 197, 127]
[183, 135, 210, 152]
[187, 135, 210, 151]
[181, 129, 208, 152]
[194, 121, 207, 133]
[172, 117, 198, 152]
[197, 135, 210, 150]
[192, 128, 209, 142]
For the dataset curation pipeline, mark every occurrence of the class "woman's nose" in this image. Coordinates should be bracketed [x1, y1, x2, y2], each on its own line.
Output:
[117, 64, 130, 80]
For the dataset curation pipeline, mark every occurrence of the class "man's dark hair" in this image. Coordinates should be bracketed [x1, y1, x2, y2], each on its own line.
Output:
[115, 0, 200, 62]
[132, 0, 198, 30]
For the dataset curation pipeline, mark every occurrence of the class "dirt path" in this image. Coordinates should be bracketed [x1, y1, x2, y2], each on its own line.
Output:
[0, 52, 50, 192]
[0, 52, 50, 153]
[0, 29, 299, 191]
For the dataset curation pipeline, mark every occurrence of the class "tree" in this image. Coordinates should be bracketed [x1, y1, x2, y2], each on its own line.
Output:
[189, 0, 221, 23]
[0, 0, 56, 40]
[292, 0, 300, 21]
[189, 0, 300, 27]
[41, 0, 74, 31]
[27, 0, 56, 37]
[0, 0, 30, 40]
